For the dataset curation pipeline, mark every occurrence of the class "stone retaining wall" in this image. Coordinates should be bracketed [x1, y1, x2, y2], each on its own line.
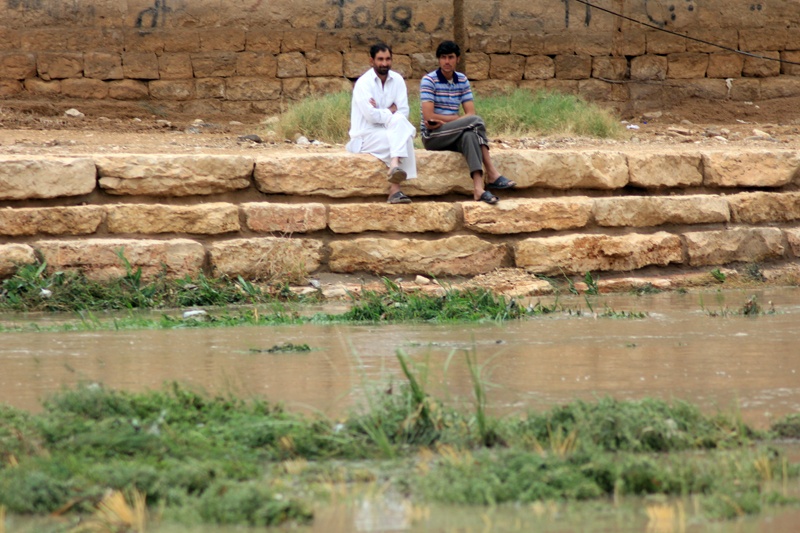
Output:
[2, 1, 800, 115]
[2, 148, 800, 281]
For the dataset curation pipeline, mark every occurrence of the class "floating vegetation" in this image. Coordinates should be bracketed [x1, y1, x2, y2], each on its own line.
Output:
[250, 343, 312, 354]
[701, 294, 775, 317]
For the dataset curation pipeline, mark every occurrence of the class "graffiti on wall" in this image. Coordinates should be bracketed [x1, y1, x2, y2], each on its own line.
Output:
[323, 0, 424, 31]
[135, 0, 171, 29]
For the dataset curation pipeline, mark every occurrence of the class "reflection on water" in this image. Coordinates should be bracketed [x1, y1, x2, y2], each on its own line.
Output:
[1, 288, 799, 428]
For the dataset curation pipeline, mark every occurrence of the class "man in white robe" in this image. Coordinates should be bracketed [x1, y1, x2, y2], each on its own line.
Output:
[346, 43, 417, 204]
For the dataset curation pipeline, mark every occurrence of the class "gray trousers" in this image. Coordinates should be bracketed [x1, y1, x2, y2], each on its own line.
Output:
[421, 115, 489, 175]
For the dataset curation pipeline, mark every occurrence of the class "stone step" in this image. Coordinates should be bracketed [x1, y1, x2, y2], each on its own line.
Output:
[2, 148, 799, 201]
[1, 148, 800, 281]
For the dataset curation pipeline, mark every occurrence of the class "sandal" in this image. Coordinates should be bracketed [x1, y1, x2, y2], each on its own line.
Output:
[477, 191, 499, 204]
[387, 166, 407, 184]
[486, 175, 516, 189]
[388, 191, 412, 204]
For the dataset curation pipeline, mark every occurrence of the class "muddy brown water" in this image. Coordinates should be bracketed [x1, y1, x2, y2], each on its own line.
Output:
[3, 288, 800, 532]
[1, 288, 799, 428]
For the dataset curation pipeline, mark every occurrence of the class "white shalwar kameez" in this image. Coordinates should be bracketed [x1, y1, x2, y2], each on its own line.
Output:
[346, 68, 417, 179]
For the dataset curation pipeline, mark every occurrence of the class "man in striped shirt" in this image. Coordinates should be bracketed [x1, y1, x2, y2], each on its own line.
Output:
[420, 40, 516, 204]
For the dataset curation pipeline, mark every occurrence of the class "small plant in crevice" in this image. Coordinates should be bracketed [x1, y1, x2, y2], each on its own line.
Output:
[710, 268, 726, 283]
[583, 272, 599, 295]
[744, 263, 766, 282]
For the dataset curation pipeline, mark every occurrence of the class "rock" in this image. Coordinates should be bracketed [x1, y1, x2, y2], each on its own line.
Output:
[0, 157, 96, 200]
[415, 275, 431, 285]
[0, 243, 36, 278]
[594, 195, 729, 227]
[208, 237, 323, 280]
[96, 155, 254, 196]
[243, 203, 326, 233]
[463, 198, 593, 234]
[183, 310, 208, 319]
[295, 136, 310, 145]
[309, 279, 321, 289]
[641, 111, 662, 120]
[684, 228, 784, 266]
[329, 203, 458, 233]
[238, 134, 263, 143]
[106, 203, 240, 234]
[627, 152, 703, 188]
[0, 205, 105, 236]
[702, 151, 800, 187]
[752, 128, 771, 138]
[64, 108, 84, 118]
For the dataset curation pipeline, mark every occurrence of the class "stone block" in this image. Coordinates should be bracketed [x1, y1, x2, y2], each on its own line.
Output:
[0, 157, 96, 200]
[760, 78, 800, 99]
[703, 151, 800, 187]
[282, 78, 310, 100]
[123, 30, 165, 53]
[739, 28, 788, 52]
[0, 52, 37, 79]
[281, 30, 317, 53]
[24, 79, 61, 96]
[158, 54, 194, 79]
[613, 30, 646, 56]
[469, 32, 511, 54]
[329, 203, 458, 233]
[305, 51, 343, 77]
[244, 203, 327, 234]
[61, 78, 109, 99]
[679, 79, 730, 100]
[646, 31, 686, 54]
[162, 31, 201, 53]
[390, 55, 412, 79]
[667, 53, 708, 79]
[21, 29, 65, 52]
[37, 52, 83, 80]
[409, 52, 436, 79]
[0, 244, 36, 279]
[97, 155, 254, 196]
[729, 78, 760, 100]
[0, 206, 104, 236]
[578, 79, 621, 101]
[489, 54, 525, 81]
[782, 51, 800, 75]
[628, 153, 703, 188]
[329, 235, 507, 276]
[225, 77, 282, 101]
[707, 52, 744, 78]
[544, 34, 609, 56]
[109, 80, 149, 100]
[277, 52, 306, 78]
[195, 78, 225, 99]
[200, 29, 245, 52]
[122, 52, 159, 79]
[246, 30, 281, 54]
[209, 237, 323, 280]
[309, 77, 353, 96]
[594, 196, 730, 227]
[743, 51, 781, 77]
[728, 192, 800, 223]
[515, 232, 683, 275]
[149, 80, 194, 100]
[592, 57, 627, 81]
[465, 52, 490, 80]
[191, 53, 237, 77]
[684, 228, 784, 266]
[107, 203, 239, 234]
[84, 52, 123, 80]
[35, 239, 205, 281]
[0, 79, 23, 97]
[0, 28, 20, 52]
[631, 55, 667, 81]
[524, 56, 555, 80]
[686, 29, 738, 53]
[555, 55, 592, 80]
[785, 228, 800, 257]
[492, 151, 629, 190]
[463, 198, 592, 234]
[512, 33, 544, 55]
[316, 32, 351, 53]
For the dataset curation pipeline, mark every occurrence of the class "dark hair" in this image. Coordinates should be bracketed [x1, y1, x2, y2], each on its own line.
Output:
[435, 40, 461, 58]
[369, 42, 392, 58]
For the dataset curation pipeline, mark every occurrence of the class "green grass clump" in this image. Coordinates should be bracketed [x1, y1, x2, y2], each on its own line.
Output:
[0, 360, 797, 528]
[277, 89, 623, 144]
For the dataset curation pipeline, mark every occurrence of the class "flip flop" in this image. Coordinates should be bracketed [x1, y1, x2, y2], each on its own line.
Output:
[388, 191, 412, 204]
[387, 166, 407, 184]
[477, 191, 499, 204]
[486, 175, 516, 189]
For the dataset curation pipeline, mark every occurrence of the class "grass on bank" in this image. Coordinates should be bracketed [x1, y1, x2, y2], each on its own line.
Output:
[276, 89, 624, 144]
[0, 354, 798, 529]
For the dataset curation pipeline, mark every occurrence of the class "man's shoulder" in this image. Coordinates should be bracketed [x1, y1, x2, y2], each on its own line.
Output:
[454, 71, 469, 84]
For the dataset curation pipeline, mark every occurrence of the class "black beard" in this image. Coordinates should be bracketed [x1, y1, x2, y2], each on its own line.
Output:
[375, 66, 390, 75]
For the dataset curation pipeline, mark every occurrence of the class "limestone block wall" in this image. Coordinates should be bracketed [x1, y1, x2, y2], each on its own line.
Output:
[2, 149, 800, 283]
[2, 1, 800, 115]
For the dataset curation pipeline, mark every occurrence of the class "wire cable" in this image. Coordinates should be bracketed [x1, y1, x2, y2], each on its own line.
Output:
[571, 0, 800, 66]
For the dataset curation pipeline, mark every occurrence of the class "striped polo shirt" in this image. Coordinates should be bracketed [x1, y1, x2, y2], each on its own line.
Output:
[419, 68, 473, 132]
